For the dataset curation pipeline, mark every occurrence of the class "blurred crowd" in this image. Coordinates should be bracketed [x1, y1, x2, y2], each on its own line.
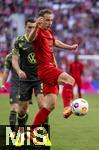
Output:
[0, 0, 99, 80]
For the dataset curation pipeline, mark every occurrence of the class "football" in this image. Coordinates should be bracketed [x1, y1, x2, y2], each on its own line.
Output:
[71, 98, 89, 116]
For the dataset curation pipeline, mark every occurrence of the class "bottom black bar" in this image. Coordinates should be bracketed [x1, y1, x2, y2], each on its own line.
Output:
[0, 146, 50, 150]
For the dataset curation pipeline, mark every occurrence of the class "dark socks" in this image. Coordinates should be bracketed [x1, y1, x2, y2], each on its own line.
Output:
[9, 110, 17, 131]
[18, 113, 28, 126]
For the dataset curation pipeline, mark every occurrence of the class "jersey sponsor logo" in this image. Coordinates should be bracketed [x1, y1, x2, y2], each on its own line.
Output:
[23, 47, 30, 51]
[19, 43, 23, 48]
[27, 52, 37, 64]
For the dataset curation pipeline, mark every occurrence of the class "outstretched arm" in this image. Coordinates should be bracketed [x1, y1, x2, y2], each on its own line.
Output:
[54, 39, 78, 51]
[28, 17, 43, 42]
[28, 22, 38, 42]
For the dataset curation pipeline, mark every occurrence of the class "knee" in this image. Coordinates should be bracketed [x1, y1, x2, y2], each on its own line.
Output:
[71, 77, 75, 86]
[58, 72, 75, 86]
[18, 105, 28, 116]
[38, 101, 43, 109]
[11, 104, 18, 112]
[50, 103, 56, 111]
[46, 102, 56, 111]
[19, 110, 26, 116]
[37, 94, 44, 109]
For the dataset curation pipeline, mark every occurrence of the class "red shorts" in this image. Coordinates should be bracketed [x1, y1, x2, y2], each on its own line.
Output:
[43, 84, 59, 96]
[38, 64, 63, 95]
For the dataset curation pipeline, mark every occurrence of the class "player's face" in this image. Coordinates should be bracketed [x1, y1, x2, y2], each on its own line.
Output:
[42, 14, 54, 29]
[25, 22, 36, 35]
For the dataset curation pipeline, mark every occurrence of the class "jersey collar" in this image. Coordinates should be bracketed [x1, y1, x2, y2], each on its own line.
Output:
[24, 34, 29, 42]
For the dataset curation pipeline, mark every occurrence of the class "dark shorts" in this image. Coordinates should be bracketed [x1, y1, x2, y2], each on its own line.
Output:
[38, 64, 63, 95]
[10, 80, 19, 104]
[19, 80, 42, 101]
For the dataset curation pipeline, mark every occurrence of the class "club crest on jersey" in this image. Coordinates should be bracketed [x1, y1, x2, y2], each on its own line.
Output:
[27, 52, 37, 64]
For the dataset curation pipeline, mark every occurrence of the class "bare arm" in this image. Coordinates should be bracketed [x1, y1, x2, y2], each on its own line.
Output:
[12, 55, 20, 75]
[12, 55, 27, 79]
[1, 69, 9, 85]
[54, 39, 78, 50]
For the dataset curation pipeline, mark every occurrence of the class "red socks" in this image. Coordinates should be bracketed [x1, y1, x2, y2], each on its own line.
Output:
[62, 84, 74, 108]
[32, 84, 73, 125]
[32, 107, 50, 126]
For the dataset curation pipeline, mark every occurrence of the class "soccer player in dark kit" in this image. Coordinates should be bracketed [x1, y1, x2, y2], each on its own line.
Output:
[12, 18, 46, 127]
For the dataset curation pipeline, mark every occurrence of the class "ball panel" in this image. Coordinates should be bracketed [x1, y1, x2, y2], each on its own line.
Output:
[71, 98, 89, 116]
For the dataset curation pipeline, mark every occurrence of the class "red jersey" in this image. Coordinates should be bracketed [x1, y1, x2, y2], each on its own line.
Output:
[70, 61, 83, 80]
[32, 27, 62, 95]
[33, 27, 55, 68]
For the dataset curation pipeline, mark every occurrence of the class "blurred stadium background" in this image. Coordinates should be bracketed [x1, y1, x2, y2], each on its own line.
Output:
[0, 0, 99, 150]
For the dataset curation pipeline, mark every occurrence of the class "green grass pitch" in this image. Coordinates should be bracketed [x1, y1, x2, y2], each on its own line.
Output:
[0, 94, 99, 150]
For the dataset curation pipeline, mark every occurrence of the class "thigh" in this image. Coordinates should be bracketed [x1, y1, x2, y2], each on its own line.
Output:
[58, 72, 75, 85]
[19, 81, 32, 101]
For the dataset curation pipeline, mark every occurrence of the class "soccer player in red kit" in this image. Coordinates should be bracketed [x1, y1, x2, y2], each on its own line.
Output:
[69, 55, 84, 98]
[28, 9, 78, 125]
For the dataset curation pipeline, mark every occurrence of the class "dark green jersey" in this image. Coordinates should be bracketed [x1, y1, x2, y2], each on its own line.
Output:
[12, 34, 39, 81]
[4, 53, 18, 81]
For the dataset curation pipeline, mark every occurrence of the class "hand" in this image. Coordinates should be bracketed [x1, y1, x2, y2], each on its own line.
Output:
[18, 70, 27, 80]
[71, 44, 78, 51]
[36, 17, 44, 27]
[0, 85, 7, 92]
